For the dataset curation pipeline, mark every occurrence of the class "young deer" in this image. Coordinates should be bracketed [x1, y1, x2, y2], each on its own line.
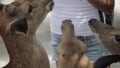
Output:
[89, 19, 120, 68]
[0, 0, 53, 68]
[57, 20, 93, 68]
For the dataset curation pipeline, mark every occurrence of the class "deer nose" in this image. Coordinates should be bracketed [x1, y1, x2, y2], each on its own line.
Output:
[62, 19, 72, 24]
[88, 19, 97, 23]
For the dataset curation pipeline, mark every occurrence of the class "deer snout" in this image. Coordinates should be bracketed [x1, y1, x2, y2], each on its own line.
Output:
[88, 18, 100, 28]
[61, 19, 73, 29]
[88, 18, 97, 24]
[62, 19, 72, 25]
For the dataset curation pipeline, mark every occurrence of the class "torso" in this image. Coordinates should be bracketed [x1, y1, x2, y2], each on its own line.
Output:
[50, 0, 100, 36]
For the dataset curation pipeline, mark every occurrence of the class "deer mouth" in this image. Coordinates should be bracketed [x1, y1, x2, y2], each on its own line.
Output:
[10, 18, 28, 34]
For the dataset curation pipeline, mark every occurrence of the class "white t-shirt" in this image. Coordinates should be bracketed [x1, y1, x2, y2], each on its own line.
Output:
[50, 0, 100, 36]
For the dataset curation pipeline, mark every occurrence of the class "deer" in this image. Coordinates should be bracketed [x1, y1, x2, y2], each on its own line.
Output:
[0, 0, 53, 68]
[88, 19, 120, 68]
[56, 19, 120, 68]
[57, 20, 93, 68]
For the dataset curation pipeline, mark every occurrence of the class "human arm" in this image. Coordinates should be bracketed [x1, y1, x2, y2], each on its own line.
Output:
[88, 0, 114, 15]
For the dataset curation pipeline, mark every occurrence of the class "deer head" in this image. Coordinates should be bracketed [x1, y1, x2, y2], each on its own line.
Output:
[89, 19, 120, 55]
[0, 0, 53, 68]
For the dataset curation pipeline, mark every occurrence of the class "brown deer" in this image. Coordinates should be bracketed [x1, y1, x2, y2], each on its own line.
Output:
[89, 19, 120, 55]
[88, 19, 120, 68]
[57, 20, 93, 68]
[57, 19, 120, 68]
[0, 0, 53, 68]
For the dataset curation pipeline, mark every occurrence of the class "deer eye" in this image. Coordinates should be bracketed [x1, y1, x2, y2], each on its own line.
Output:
[115, 35, 120, 42]
[5, 5, 12, 12]
[28, 5, 33, 13]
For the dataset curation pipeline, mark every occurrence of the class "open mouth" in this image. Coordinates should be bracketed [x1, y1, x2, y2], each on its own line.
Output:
[10, 18, 28, 34]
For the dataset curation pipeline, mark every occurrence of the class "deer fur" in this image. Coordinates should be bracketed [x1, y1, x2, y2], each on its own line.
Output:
[57, 19, 120, 68]
[89, 19, 120, 54]
[89, 19, 120, 68]
[0, 0, 53, 68]
[57, 20, 93, 68]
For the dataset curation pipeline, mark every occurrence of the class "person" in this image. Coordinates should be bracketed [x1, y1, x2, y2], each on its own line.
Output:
[50, 0, 114, 67]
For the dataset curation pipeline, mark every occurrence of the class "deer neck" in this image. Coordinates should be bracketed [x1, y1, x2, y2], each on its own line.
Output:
[62, 29, 76, 42]
[1, 33, 35, 60]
